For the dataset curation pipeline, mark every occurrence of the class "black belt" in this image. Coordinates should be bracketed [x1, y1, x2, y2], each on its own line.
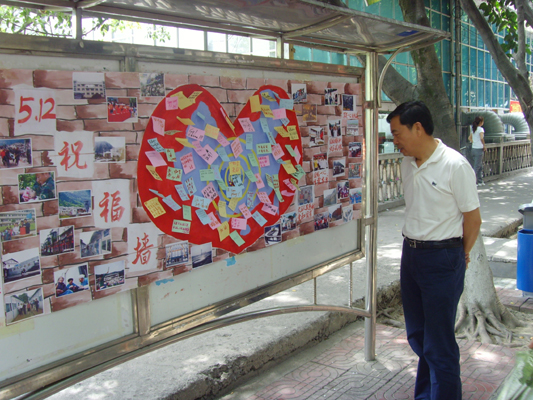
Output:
[403, 235, 462, 249]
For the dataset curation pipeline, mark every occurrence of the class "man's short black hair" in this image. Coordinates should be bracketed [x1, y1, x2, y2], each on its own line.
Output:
[386, 100, 434, 136]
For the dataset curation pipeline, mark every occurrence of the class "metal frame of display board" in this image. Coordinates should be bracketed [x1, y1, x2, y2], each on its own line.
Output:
[0, 2, 448, 397]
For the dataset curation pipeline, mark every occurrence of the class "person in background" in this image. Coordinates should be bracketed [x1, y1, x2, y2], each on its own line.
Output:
[469, 116, 486, 186]
[387, 101, 482, 400]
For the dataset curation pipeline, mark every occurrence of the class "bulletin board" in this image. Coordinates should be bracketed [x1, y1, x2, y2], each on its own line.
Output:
[0, 49, 364, 397]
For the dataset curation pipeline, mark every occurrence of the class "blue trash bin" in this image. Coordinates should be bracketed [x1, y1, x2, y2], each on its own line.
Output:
[517, 229, 533, 292]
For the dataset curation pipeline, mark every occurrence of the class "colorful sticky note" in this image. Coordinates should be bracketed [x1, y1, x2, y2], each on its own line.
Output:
[187, 126, 205, 141]
[176, 115, 194, 125]
[201, 182, 218, 201]
[205, 124, 220, 139]
[260, 118, 270, 133]
[287, 125, 299, 140]
[279, 99, 294, 109]
[166, 167, 183, 181]
[262, 202, 278, 215]
[255, 173, 265, 189]
[175, 184, 189, 201]
[144, 197, 166, 218]
[172, 220, 191, 234]
[250, 95, 261, 113]
[261, 92, 276, 102]
[166, 97, 178, 110]
[260, 105, 274, 118]
[247, 153, 259, 167]
[183, 205, 192, 220]
[257, 191, 271, 204]
[185, 177, 197, 196]
[229, 161, 241, 176]
[271, 143, 284, 160]
[230, 139, 243, 158]
[246, 134, 253, 150]
[181, 152, 196, 174]
[228, 197, 239, 211]
[238, 203, 252, 219]
[163, 195, 181, 211]
[217, 133, 230, 147]
[256, 143, 272, 154]
[285, 145, 296, 157]
[244, 170, 257, 182]
[176, 137, 195, 148]
[195, 209, 211, 225]
[282, 161, 297, 174]
[231, 218, 247, 231]
[146, 165, 162, 181]
[218, 200, 228, 218]
[216, 147, 230, 162]
[148, 138, 165, 152]
[200, 144, 219, 165]
[152, 116, 165, 135]
[208, 212, 221, 229]
[146, 150, 167, 167]
[218, 221, 230, 241]
[216, 179, 227, 191]
[258, 155, 270, 167]
[294, 146, 301, 163]
[272, 108, 287, 120]
[252, 211, 267, 226]
[230, 231, 245, 246]
[200, 169, 216, 181]
[238, 118, 255, 132]
[192, 195, 211, 210]
[165, 148, 177, 162]
[274, 126, 289, 137]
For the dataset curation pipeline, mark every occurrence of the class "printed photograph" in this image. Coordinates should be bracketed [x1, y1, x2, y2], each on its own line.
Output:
[0, 138, 32, 170]
[0, 208, 37, 243]
[54, 264, 89, 297]
[280, 212, 297, 232]
[309, 126, 325, 147]
[324, 88, 339, 106]
[298, 185, 315, 206]
[350, 187, 362, 204]
[4, 287, 44, 325]
[342, 206, 354, 222]
[323, 188, 337, 207]
[73, 72, 106, 100]
[140, 72, 165, 97]
[95, 260, 125, 291]
[349, 142, 362, 158]
[314, 212, 329, 231]
[348, 163, 362, 179]
[165, 241, 189, 269]
[329, 204, 343, 222]
[94, 136, 126, 163]
[40, 225, 75, 257]
[302, 104, 317, 122]
[313, 153, 328, 171]
[59, 189, 92, 219]
[80, 229, 111, 258]
[191, 242, 213, 269]
[107, 97, 138, 123]
[2, 247, 40, 283]
[332, 158, 346, 178]
[291, 83, 307, 103]
[337, 181, 350, 201]
[342, 94, 355, 111]
[328, 118, 342, 137]
[265, 224, 282, 246]
[18, 171, 56, 203]
[346, 119, 359, 136]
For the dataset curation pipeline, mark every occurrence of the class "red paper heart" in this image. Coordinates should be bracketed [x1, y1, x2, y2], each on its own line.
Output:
[138, 84, 302, 254]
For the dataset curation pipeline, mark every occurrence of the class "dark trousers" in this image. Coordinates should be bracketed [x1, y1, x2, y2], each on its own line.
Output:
[471, 148, 484, 184]
[400, 241, 466, 400]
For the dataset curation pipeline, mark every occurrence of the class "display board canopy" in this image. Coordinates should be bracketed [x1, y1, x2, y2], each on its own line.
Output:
[5, 0, 449, 53]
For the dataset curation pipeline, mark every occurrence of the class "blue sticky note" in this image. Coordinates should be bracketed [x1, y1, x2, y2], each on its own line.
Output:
[252, 211, 267, 226]
[248, 153, 259, 167]
[246, 133, 253, 150]
[148, 138, 165, 152]
[197, 111, 206, 120]
[217, 147, 230, 162]
[279, 99, 294, 109]
[226, 256, 236, 267]
[260, 117, 270, 133]
[163, 195, 181, 211]
[195, 209, 211, 225]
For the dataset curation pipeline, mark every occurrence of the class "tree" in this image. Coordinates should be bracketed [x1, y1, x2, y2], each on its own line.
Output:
[460, 0, 533, 156]
[368, 0, 523, 343]
[0, 6, 170, 42]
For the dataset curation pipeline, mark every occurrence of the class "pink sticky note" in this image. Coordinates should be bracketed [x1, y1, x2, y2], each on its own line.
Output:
[238, 118, 255, 132]
[187, 126, 205, 141]
[262, 202, 278, 215]
[255, 173, 265, 189]
[217, 133, 230, 147]
[201, 182, 218, 201]
[281, 190, 296, 197]
[181, 152, 196, 174]
[208, 212, 221, 230]
[200, 144, 219, 165]
[192, 140, 202, 149]
[294, 146, 301, 163]
[238, 203, 253, 219]
[152, 116, 165, 135]
[272, 108, 287, 120]
[271, 143, 284, 160]
[258, 156, 270, 167]
[283, 178, 296, 191]
[257, 191, 271, 204]
[166, 97, 178, 110]
[231, 139, 243, 158]
[231, 218, 247, 230]
[146, 150, 167, 167]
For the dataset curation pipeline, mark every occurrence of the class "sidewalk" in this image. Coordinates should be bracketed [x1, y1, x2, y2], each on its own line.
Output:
[46, 170, 533, 400]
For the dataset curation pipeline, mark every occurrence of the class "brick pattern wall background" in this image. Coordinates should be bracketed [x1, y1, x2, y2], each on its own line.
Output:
[0, 69, 363, 321]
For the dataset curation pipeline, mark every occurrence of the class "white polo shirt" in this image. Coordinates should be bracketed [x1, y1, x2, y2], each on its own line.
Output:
[402, 139, 480, 241]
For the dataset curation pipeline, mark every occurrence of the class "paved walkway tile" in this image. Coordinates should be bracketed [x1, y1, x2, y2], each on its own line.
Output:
[229, 324, 518, 400]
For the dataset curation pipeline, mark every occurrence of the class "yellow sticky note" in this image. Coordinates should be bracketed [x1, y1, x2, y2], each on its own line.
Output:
[144, 197, 166, 218]
[218, 200, 228, 218]
[176, 137, 195, 148]
[228, 197, 239, 211]
[189, 90, 203, 102]
[291, 178, 301, 191]
[146, 165, 162, 181]
[225, 116, 235, 132]
[261, 92, 276, 102]
[218, 221, 230, 241]
[175, 92, 194, 109]
[282, 161, 297, 174]
[229, 161, 240, 176]
[176, 115, 194, 125]
[250, 95, 261, 112]
[287, 125, 299, 140]
[274, 126, 289, 137]
[260, 105, 274, 118]
[205, 124, 220, 139]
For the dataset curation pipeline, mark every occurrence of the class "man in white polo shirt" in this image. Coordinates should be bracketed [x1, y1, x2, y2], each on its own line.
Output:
[387, 101, 481, 400]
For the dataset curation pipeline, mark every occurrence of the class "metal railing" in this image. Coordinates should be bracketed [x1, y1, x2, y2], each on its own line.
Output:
[377, 139, 532, 207]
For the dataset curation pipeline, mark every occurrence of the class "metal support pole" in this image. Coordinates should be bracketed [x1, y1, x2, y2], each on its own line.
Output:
[313, 277, 317, 305]
[276, 37, 284, 59]
[455, 0, 462, 136]
[349, 261, 353, 306]
[364, 51, 379, 362]
[73, 6, 83, 41]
